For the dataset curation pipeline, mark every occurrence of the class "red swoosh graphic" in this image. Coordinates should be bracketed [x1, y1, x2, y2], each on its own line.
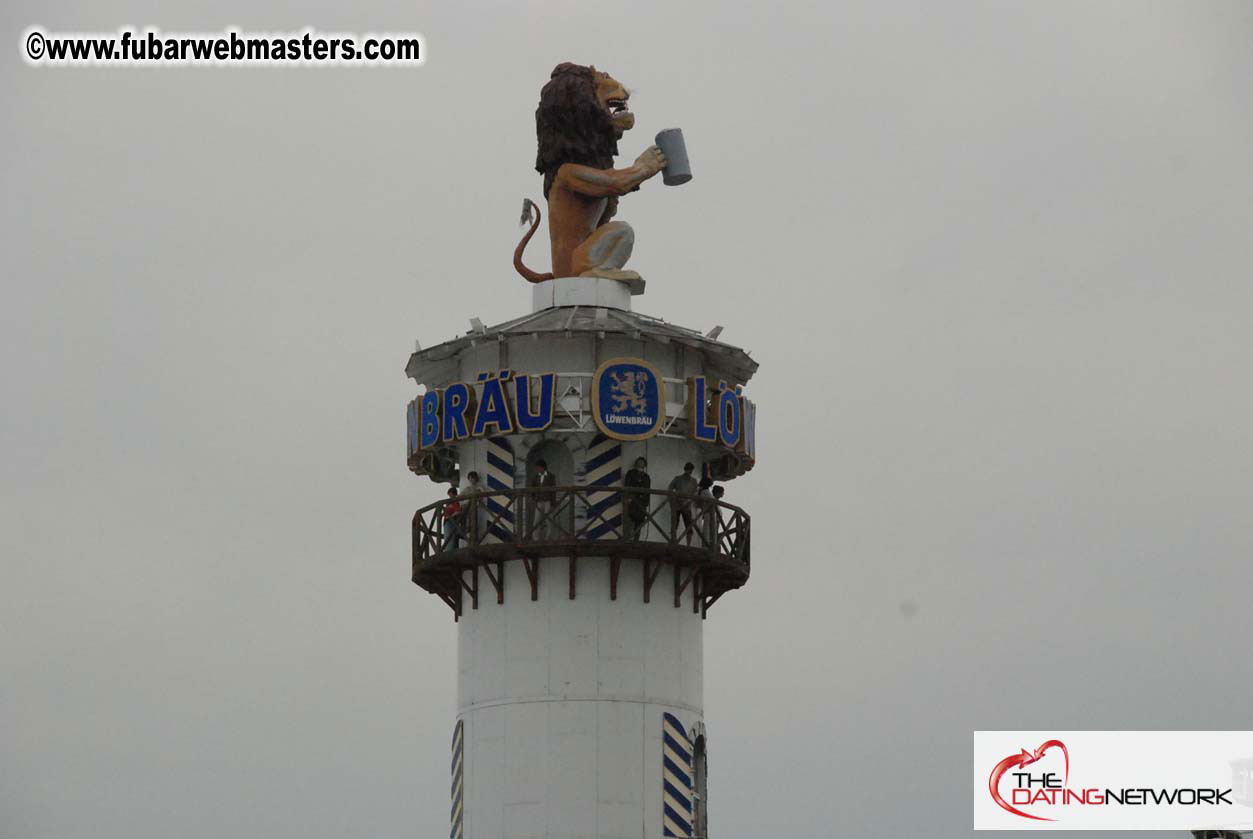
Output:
[987, 740, 1069, 821]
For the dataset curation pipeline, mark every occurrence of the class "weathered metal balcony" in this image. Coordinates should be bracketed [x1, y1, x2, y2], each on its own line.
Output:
[412, 486, 750, 619]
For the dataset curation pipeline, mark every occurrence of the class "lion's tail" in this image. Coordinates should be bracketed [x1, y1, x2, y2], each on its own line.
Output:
[514, 198, 554, 283]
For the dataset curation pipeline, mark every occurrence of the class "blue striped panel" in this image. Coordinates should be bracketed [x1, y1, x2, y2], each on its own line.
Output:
[583, 433, 622, 540]
[584, 443, 620, 473]
[662, 713, 694, 837]
[450, 720, 464, 839]
[486, 449, 512, 474]
[484, 437, 514, 541]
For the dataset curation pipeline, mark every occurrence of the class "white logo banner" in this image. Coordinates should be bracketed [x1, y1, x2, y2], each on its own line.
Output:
[974, 731, 1253, 830]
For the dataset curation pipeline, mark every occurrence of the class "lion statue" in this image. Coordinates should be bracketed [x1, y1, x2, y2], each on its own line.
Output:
[513, 62, 666, 290]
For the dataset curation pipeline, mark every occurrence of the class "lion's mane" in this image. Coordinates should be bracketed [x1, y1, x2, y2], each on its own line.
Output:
[535, 62, 620, 198]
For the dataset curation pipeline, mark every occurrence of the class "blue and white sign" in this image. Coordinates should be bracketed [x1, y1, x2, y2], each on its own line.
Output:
[591, 357, 665, 441]
[405, 366, 755, 473]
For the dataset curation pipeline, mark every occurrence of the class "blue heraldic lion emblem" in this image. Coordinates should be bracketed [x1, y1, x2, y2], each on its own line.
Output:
[592, 358, 665, 441]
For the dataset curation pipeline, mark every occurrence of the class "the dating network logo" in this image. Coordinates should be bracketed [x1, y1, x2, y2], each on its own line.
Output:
[975, 731, 1250, 830]
[986, 736, 1234, 823]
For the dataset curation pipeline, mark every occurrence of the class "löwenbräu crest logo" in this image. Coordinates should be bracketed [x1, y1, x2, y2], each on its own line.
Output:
[591, 358, 664, 441]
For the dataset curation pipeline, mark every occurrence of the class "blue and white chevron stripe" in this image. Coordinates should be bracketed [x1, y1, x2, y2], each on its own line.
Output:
[582, 433, 622, 539]
[662, 712, 694, 837]
[484, 436, 515, 542]
[450, 719, 464, 839]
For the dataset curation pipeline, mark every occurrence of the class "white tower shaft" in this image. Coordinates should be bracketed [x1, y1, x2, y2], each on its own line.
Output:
[457, 554, 702, 838]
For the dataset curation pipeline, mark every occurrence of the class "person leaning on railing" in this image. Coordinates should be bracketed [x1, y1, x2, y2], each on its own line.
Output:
[696, 475, 715, 548]
[528, 459, 557, 540]
[461, 470, 483, 543]
[440, 487, 464, 550]
[667, 462, 699, 545]
[623, 456, 651, 540]
[710, 485, 726, 551]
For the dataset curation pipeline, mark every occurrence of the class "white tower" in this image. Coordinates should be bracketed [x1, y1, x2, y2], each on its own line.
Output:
[406, 276, 757, 839]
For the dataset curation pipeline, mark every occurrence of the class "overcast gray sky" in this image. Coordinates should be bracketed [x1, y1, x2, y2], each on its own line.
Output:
[3, 1, 1252, 837]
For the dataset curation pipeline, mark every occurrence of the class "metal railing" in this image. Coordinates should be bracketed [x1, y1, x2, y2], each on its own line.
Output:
[411, 485, 750, 569]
